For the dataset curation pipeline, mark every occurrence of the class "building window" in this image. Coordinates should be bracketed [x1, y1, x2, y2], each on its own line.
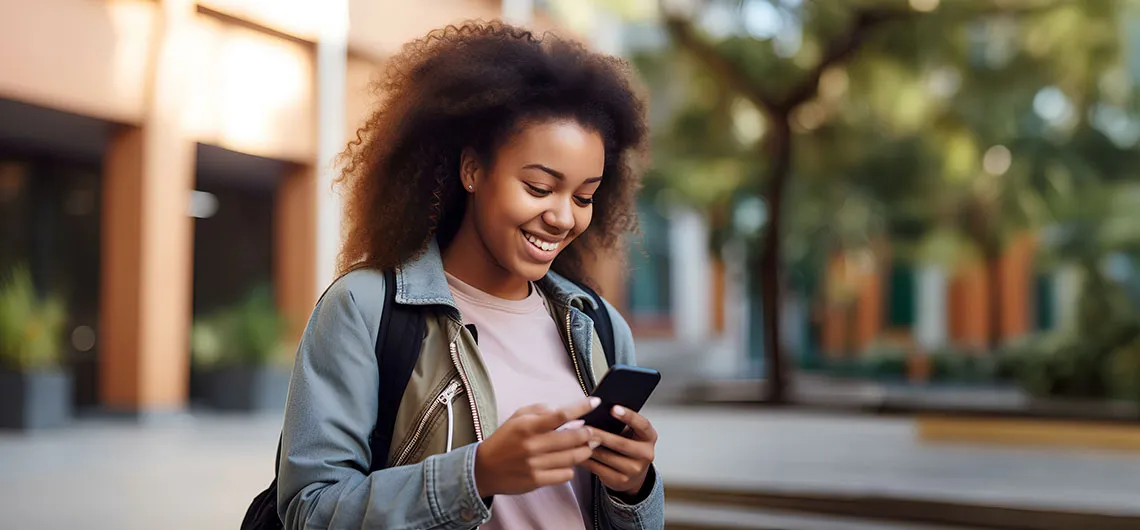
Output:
[628, 198, 672, 332]
[886, 262, 916, 328]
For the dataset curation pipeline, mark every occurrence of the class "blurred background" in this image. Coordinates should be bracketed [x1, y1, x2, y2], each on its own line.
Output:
[3, 0, 1140, 529]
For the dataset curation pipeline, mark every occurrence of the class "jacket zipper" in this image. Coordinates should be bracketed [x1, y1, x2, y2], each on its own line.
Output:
[392, 379, 464, 467]
[438, 379, 461, 452]
[565, 307, 604, 530]
[450, 338, 484, 441]
[565, 309, 589, 395]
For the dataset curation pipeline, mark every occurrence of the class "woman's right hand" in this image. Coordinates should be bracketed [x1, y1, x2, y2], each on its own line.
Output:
[474, 397, 602, 497]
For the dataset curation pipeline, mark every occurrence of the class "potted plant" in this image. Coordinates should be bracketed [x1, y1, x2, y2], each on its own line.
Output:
[190, 285, 291, 412]
[0, 267, 70, 430]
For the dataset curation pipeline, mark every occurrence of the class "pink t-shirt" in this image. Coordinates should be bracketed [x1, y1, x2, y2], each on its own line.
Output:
[446, 273, 592, 530]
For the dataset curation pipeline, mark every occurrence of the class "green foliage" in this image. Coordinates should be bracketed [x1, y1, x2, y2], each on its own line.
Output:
[191, 285, 286, 368]
[640, 0, 1140, 400]
[929, 347, 998, 384]
[647, 0, 1133, 273]
[0, 266, 66, 371]
[1106, 334, 1140, 402]
[859, 340, 909, 379]
[995, 317, 1140, 401]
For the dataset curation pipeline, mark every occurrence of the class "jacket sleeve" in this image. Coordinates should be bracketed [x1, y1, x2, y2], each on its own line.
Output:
[277, 276, 491, 530]
[598, 298, 666, 530]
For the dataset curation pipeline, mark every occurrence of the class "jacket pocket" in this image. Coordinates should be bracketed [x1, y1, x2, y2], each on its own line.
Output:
[391, 377, 464, 468]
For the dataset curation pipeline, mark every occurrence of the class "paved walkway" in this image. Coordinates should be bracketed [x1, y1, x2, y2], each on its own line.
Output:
[0, 412, 281, 530]
[651, 408, 1140, 517]
[2, 407, 1139, 529]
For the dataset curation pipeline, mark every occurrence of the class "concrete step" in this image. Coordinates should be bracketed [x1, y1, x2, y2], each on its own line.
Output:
[666, 502, 981, 530]
[665, 485, 1140, 530]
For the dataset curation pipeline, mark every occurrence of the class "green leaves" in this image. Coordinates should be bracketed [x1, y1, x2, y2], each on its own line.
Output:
[190, 285, 287, 368]
[0, 266, 66, 372]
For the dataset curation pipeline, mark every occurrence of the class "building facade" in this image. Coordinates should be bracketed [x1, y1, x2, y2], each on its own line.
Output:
[0, 0, 574, 416]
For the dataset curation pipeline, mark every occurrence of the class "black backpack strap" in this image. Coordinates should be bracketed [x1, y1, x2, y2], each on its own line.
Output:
[573, 281, 616, 368]
[245, 270, 424, 530]
[368, 269, 426, 471]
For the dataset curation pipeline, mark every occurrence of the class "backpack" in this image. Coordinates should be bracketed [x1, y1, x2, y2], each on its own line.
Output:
[240, 271, 615, 529]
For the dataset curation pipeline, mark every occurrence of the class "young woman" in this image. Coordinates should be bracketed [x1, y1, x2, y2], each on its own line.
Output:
[277, 21, 663, 530]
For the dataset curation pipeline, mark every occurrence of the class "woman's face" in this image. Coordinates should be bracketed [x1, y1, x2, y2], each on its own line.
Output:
[463, 119, 605, 283]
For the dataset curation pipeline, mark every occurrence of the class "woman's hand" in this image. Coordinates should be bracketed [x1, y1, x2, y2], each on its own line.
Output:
[474, 398, 602, 497]
[583, 406, 657, 497]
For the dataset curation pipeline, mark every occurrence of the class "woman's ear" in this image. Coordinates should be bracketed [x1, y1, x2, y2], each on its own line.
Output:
[459, 148, 481, 192]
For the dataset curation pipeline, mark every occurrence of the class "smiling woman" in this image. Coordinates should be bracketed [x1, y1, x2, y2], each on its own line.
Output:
[445, 119, 607, 299]
[335, 22, 647, 292]
[270, 20, 664, 530]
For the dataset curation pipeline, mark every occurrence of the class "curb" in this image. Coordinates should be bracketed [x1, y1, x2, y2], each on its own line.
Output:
[673, 377, 1140, 424]
[665, 485, 1140, 530]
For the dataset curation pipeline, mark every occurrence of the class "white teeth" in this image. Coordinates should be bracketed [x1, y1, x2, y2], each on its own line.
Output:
[524, 232, 560, 252]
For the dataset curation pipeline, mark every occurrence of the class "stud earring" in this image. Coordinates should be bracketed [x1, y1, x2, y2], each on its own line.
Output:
[467, 185, 474, 191]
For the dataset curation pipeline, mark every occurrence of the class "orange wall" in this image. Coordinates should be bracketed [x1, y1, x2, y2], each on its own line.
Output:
[949, 235, 1037, 348]
[855, 266, 884, 348]
[0, 0, 156, 124]
[345, 55, 378, 143]
[101, 129, 147, 406]
[820, 252, 884, 356]
[347, 0, 502, 59]
[183, 12, 316, 162]
[0, 0, 317, 162]
[711, 258, 726, 334]
[198, 0, 529, 60]
[1000, 235, 1036, 339]
[275, 164, 319, 343]
[197, 0, 329, 41]
[817, 235, 1037, 355]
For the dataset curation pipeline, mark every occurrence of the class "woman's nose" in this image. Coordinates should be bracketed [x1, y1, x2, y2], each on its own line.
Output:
[542, 198, 574, 232]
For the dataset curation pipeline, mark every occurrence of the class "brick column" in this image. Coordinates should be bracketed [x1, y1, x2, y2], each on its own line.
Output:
[98, 0, 196, 414]
[275, 165, 318, 343]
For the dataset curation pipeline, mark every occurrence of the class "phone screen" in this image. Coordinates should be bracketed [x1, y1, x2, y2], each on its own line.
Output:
[579, 365, 661, 434]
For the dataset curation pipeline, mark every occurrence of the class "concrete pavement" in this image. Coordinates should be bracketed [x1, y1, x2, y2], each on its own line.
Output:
[649, 408, 1140, 516]
[2, 406, 1140, 529]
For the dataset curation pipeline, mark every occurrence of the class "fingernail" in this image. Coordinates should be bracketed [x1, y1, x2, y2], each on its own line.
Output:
[558, 419, 585, 431]
[589, 397, 601, 408]
[612, 405, 626, 417]
[588, 440, 601, 449]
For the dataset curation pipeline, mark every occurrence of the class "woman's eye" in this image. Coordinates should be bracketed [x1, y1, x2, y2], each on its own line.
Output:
[525, 183, 552, 197]
[574, 196, 594, 206]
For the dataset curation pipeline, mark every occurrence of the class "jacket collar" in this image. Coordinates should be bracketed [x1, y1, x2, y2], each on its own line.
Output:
[394, 239, 597, 311]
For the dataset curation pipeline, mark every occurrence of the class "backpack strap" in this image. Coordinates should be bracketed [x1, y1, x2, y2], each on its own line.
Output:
[368, 269, 426, 471]
[573, 281, 617, 368]
[247, 271, 424, 530]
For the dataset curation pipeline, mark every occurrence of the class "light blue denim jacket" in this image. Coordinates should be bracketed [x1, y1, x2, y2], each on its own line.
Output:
[277, 241, 665, 529]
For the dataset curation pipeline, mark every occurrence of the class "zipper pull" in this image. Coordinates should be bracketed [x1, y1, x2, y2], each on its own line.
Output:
[438, 380, 461, 452]
[438, 380, 461, 405]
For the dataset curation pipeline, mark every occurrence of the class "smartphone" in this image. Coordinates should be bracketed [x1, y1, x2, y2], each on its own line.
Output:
[579, 364, 661, 435]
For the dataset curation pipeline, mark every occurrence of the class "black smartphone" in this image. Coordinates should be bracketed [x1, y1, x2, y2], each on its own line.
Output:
[579, 364, 661, 435]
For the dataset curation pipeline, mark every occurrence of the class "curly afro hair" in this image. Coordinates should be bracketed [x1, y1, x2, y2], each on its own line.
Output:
[335, 20, 649, 286]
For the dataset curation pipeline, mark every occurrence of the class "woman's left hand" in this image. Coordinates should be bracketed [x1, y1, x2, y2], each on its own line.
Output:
[583, 405, 657, 497]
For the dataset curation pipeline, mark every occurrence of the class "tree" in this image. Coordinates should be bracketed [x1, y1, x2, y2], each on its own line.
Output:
[652, 0, 1125, 402]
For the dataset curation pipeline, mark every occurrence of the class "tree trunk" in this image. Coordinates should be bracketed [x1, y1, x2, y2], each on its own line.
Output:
[759, 115, 793, 403]
[846, 300, 859, 357]
[987, 253, 1003, 350]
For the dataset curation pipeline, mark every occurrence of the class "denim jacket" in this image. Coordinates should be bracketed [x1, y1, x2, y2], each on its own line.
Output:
[277, 241, 666, 529]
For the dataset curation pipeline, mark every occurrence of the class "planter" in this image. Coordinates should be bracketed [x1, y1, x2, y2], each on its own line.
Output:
[0, 369, 72, 430]
[188, 366, 211, 406]
[916, 415, 1140, 452]
[196, 365, 290, 412]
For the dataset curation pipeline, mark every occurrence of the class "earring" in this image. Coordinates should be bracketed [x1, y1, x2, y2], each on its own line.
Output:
[467, 185, 474, 191]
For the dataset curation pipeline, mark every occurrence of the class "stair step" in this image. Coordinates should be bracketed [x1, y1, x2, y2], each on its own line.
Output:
[666, 502, 980, 530]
